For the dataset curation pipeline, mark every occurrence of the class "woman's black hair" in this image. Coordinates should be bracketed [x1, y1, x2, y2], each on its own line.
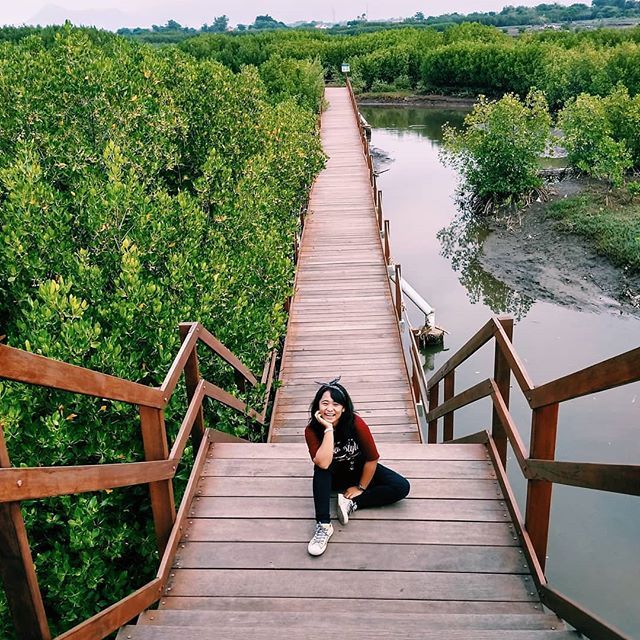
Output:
[309, 381, 355, 438]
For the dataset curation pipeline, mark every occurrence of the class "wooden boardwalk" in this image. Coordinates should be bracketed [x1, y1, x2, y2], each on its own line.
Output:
[119, 441, 576, 639]
[268, 86, 420, 445]
[117, 89, 579, 639]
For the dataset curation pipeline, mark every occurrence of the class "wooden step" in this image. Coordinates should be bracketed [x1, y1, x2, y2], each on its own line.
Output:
[137, 610, 565, 631]
[118, 625, 580, 640]
[157, 597, 544, 615]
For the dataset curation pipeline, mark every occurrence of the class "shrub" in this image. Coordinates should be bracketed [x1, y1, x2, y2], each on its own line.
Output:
[559, 92, 633, 186]
[0, 27, 324, 637]
[441, 90, 551, 208]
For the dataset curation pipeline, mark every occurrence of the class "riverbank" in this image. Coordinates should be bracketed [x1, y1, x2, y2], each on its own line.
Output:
[357, 92, 478, 108]
[479, 177, 640, 316]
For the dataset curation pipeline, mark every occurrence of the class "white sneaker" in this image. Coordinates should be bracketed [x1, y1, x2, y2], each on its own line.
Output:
[308, 522, 333, 556]
[337, 493, 357, 525]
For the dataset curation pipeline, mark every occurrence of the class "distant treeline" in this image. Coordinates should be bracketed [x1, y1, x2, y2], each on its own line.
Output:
[178, 24, 640, 107]
[111, 2, 640, 44]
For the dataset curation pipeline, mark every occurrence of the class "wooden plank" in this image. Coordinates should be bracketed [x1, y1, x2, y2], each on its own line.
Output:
[174, 542, 527, 573]
[140, 610, 560, 631]
[0, 343, 163, 408]
[202, 459, 496, 479]
[120, 627, 579, 640]
[208, 443, 489, 460]
[0, 459, 175, 503]
[197, 477, 501, 499]
[166, 569, 537, 601]
[158, 597, 543, 615]
[274, 432, 421, 443]
[139, 406, 175, 555]
[529, 345, 640, 409]
[0, 430, 51, 640]
[185, 518, 518, 546]
[192, 497, 508, 521]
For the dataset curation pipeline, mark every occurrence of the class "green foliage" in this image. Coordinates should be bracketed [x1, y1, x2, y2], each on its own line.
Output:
[559, 91, 633, 186]
[547, 189, 640, 271]
[441, 91, 551, 207]
[0, 26, 323, 637]
[259, 54, 325, 111]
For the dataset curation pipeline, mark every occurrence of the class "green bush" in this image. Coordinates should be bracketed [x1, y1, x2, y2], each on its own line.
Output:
[559, 92, 633, 186]
[441, 91, 551, 207]
[0, 26, 324, 637]
[259, 54, 325, 111]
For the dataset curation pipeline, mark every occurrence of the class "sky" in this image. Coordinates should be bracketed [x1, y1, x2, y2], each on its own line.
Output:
[1, 1, 583, 30]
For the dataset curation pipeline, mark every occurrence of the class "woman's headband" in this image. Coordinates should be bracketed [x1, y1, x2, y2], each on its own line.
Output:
[314, 376, 342, 390]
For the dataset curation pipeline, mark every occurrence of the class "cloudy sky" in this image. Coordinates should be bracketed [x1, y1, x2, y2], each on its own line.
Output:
[2, 1, 581, 29]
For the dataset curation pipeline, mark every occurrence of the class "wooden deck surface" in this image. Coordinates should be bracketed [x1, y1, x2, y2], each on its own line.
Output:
[117, 87, 579, 640]
[117, 442, 578, 639]
[269, 87, 420, 444]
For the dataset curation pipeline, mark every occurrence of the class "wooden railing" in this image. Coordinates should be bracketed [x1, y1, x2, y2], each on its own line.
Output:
[0, 322, 276, 640]
[426, 315, 640, 640]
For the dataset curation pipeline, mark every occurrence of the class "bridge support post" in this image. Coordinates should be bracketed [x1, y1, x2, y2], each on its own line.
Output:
[443, 371, 455, 441]
[525, 402, 559, 572]
[139, 406, 176, 555]
[427, 384, 439, 443]
[491, 316, 513, 467]
[0, 427, 51, 640]
[179, 323, 206, 451]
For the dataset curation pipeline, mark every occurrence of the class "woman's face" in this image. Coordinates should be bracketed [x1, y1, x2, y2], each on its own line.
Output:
[318, 390, 344, 426]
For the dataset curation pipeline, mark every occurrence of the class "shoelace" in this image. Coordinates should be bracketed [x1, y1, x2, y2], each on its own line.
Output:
[311, 524, 330, 543]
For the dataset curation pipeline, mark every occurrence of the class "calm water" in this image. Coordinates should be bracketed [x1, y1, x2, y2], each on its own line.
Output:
[361, 106, 640, 636]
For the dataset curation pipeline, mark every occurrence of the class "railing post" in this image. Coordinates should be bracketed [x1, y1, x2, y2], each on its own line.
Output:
[179, 324, 206, 450]
[427, 384, 439, 443]
[492, 317, 513, 467]
[384, 219, 391, 264]
[525, 402, 559, 572]
[394, 264, 402, 320]
[139, 406, 176, 554]
[377, 190, 383, 232]
[443, 371, 455, 441]
[0, 427, 51, 640]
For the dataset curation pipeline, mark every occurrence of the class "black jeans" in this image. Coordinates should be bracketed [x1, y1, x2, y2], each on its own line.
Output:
[313, 462, 410, 523]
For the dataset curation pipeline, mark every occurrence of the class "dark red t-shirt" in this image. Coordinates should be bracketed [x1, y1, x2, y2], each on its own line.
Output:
[305, 414, 379, 472]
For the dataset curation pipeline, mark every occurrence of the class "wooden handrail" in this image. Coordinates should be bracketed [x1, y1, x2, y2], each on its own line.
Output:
[0, 344, 164, 408]
[0, 322, 277, 640]
[427, 318, 495, 389]
[0, 459, 175, 503]
[529, 345, 640, 408]
[426, 315, 639, 640]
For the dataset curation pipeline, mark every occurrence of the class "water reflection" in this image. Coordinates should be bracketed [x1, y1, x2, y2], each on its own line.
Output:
[362, 106, 468, 141]
[437, 212, 534, 319]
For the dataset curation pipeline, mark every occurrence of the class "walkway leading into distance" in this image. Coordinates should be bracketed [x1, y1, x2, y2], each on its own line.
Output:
[269, 87, 421, 444]
[118, 88, 578, 640]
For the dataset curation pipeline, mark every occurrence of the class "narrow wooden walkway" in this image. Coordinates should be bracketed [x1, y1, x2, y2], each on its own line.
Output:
[269, 87, 420, 444]
[118, 89, 578, 639]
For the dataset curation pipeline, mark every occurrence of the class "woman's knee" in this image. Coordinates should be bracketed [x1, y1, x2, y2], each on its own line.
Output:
[394, 475, 410, 500]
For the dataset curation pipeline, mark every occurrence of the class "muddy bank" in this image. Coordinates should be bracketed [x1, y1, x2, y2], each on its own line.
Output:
[479, 177, 640, 316]
[358, 93, 477, 108]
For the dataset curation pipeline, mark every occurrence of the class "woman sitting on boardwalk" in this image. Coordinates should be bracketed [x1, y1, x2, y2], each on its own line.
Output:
[304, 378, 410, 556]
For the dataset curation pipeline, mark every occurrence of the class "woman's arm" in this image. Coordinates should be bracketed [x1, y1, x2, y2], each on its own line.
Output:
[344, 459, 378, 499]
[312, 411, 335, 469]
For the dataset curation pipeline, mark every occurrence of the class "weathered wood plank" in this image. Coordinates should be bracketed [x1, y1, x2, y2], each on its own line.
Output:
[174, 542, 526, 573]
[158, 596, 543, 615]
[120, 626, 579, 640]
[197, 477, 501, 499]
[208, 443, 489, 460]
[202, 459, 496, 479]
[185, 518, 518, 546]
[165, 569, 537, 601]
[191, 496, 507, 521]
[140, 610, 560, 631]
